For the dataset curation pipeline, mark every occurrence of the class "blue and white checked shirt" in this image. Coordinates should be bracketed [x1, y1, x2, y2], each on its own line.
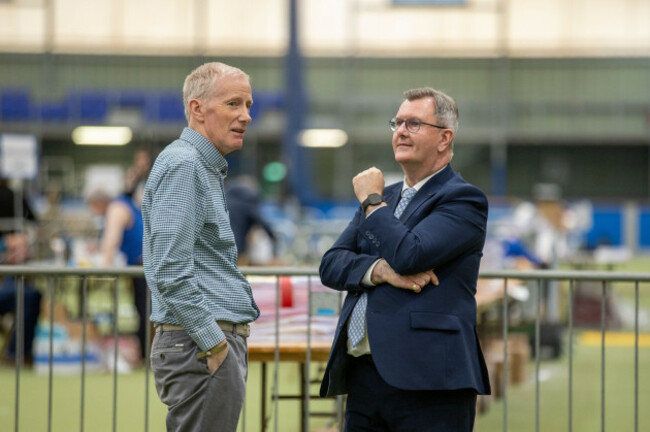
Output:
[142, 127, 260, 351]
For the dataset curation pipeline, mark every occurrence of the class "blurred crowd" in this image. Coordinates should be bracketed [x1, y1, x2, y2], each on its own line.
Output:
[0, 150, 608, 368]
[0, 146, 285, 366]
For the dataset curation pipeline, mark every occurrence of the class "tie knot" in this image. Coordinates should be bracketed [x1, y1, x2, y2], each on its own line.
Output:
[394, 187, 417, 218]
[403, 187, 416, 200]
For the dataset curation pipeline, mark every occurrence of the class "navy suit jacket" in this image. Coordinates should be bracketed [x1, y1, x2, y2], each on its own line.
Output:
[319, 164, 491, 397]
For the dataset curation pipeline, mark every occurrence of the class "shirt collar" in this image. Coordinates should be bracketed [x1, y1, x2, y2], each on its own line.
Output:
[181, 127, 229, 176]
[401, 165, 446, 194]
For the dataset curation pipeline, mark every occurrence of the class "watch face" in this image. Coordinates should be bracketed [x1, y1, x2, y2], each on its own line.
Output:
[363, 193, 384, 210]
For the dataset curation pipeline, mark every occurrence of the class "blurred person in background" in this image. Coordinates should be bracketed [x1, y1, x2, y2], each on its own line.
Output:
[143, 62, 259, 432]
[124, 147, 153, 207]
[86, 185, 148, 361]
[513, 183, 571, 270]
[512, 185, 570, 321]
[0, 177, 37, 236]
[225, 176, 278, 265]
[319, 87, 490, 431]
[0, 174, 41, 366]
[38, 183, 67, 262]
[0, 232, 41, 366]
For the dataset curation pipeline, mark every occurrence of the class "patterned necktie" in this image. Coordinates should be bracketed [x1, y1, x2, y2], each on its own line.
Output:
[348, 187, 418, 347]
[393, 187, 417, 219]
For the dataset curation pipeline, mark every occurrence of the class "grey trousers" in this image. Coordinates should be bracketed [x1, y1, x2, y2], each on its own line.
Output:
[151, 328, 248, 432]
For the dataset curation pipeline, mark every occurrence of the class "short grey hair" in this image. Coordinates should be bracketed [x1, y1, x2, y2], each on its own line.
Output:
[403, 87, 459, 134]
[183, 62, 250, 122]
[83, 186, 114, 203]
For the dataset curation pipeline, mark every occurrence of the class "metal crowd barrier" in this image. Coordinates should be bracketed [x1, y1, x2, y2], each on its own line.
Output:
[0, 266, 648, 432]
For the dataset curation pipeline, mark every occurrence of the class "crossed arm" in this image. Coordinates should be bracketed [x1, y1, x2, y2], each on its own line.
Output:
[369, 258, 438, 293]
[320, 167, 439, 293]
[320, 167, 485, 293]
[354, 167, 438, 293]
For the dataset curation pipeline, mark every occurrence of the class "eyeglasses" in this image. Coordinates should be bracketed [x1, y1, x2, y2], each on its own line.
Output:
[389, 117, 447, 133]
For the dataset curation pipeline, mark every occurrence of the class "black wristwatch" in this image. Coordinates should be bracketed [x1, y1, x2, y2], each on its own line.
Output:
[361, 193, 384, 212]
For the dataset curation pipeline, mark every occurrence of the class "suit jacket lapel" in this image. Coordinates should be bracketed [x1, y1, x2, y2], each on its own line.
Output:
[399, 164, 455, 222]
[384, 182, 403, 215]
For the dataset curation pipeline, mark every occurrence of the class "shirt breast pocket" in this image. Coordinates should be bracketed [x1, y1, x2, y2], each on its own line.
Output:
[204, 193, 233, 241]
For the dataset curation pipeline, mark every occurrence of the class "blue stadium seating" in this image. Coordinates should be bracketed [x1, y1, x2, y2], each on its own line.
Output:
[40, 100, 70, 122]
[1, 87, 283, 125]
[1, 88, 32, 121]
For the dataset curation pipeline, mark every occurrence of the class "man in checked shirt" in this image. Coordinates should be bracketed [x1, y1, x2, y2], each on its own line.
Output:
[142, 62, 260, 432]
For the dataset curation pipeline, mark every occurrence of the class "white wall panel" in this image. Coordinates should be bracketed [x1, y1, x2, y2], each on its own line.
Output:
[0, 0, 649, 56]
[0, 4, 46, 51]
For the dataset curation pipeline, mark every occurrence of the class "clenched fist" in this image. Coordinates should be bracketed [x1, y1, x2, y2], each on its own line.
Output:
[353, 167, 385, 203]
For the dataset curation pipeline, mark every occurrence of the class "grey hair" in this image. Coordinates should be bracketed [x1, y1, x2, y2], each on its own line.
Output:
[183, 62, 250, 122]
[83, 186, 114, 203]
[403, 87, 459, 134]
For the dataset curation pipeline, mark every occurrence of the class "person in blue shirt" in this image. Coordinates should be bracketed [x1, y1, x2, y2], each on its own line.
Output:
[142, 62, 259, 432]
[87, 188, 148, 360]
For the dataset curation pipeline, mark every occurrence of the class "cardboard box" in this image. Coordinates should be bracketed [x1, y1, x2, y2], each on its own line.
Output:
[485, 334, 531, 398]
[63, 320, 98, 340]
[40, 299, 68, 323]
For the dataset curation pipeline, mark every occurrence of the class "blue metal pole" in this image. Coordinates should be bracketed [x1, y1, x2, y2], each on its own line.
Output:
[284, 0, 311, 205]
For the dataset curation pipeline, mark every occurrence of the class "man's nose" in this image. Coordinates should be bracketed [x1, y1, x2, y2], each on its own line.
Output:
[240, 108, 252, 124]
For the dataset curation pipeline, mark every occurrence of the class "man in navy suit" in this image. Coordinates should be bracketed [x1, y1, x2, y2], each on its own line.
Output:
[319, 87, 491, 431]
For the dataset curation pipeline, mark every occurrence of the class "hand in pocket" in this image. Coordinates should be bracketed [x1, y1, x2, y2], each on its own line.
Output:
[206, 340, 229, 375]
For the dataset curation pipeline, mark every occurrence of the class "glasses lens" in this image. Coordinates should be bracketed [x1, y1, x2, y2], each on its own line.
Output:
[406, 118, 421, 133]
[389, 118, 397, 131]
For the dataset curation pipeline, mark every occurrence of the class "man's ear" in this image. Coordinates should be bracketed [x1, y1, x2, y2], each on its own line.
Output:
[188, 99, 203, 122]
[438, 129, 454, 152]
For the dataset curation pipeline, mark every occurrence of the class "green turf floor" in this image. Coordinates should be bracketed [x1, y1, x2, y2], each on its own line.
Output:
[476, 343, 649, 432]
[0, 360, 337, 432]
[1, 339, 648, 432]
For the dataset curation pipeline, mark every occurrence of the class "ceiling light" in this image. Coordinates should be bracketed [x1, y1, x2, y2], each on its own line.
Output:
[299, 129, 348, 148]
[72, 126, 133, 146]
